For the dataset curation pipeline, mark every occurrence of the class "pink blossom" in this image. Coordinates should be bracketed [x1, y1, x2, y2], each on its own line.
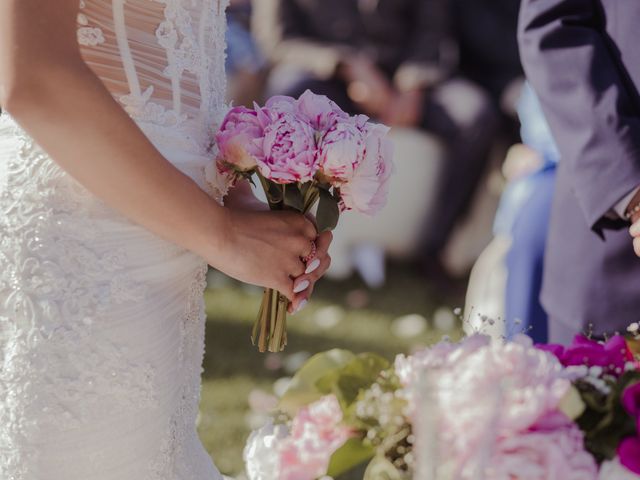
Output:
[408, 335, 573, 472]
[489, 411, 598, 480]
[264, 95, 299, 116]
[297, 90, 349, 132]
[216, 106, 265, 171]
[318, 115, 368, 181]
[259, 112, 319, 184]
[278, 395, 352, 480]
[340, 123, 394, 215]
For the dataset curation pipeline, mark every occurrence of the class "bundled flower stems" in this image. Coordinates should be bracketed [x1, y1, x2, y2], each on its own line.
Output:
[215, 91, 394, 352]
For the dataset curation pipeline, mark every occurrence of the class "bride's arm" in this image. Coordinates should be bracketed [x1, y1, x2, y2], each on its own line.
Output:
[0, 0, 323, 305]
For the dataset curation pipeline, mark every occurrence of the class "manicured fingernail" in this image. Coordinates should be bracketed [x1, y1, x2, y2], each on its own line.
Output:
[631, 222, 640, 236]
[305, 259, 321, 274]
[293, 280, 310, 294]
[294, 300, 308, 315]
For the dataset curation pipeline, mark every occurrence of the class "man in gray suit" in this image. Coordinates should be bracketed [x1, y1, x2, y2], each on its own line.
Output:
[518, 0, 640, 342]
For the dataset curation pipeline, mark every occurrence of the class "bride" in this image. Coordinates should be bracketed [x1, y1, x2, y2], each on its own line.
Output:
[0, 1, 332, 478]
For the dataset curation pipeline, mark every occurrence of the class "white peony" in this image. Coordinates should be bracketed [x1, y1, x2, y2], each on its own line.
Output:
[243, 420, 289, 480]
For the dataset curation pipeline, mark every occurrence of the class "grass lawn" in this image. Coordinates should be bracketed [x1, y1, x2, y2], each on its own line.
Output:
[197, 264, 465, 477]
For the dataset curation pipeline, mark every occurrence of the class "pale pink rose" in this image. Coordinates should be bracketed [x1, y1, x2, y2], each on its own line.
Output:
[340, 123, 394, 215]
[216, 106, 266, 171]
[259, 112, 319, 184]
[488, 411, 598, 480]
[297, 90, 349, 132]
[278, 395, 353, 480]
[318, 115, 368, 181]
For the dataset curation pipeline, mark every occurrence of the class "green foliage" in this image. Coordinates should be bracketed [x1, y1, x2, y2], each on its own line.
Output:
[283, 184, 304, 211]
[317, 187, 340, 232]
[327, 438, 375, 478]
[279, 349, 356, 416]
[315, 353, 390, 410]
[577, 370, 640, 461]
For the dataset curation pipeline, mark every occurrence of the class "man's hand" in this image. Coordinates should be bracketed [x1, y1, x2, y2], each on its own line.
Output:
[382, 90, 425, 127]
[339, 56, 394, 118]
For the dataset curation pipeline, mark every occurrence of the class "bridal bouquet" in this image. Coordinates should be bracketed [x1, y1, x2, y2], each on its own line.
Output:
[215, 91, 393, 353]
[244, 325, 640, 480]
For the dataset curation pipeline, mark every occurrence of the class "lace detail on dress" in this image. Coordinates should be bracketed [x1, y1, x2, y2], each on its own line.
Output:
[0, 115, 157, 479]
[149, 263, 208, 479]
[77, 1, 106, 46]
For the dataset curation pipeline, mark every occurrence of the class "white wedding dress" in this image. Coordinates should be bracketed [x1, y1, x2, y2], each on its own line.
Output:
[0, 1, 229, 479]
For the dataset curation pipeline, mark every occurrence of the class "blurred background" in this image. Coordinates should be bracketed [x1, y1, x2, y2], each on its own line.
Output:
[201, 0, 560, 476]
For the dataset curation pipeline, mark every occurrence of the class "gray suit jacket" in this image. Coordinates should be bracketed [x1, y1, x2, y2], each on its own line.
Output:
[518, 0, 640, 334]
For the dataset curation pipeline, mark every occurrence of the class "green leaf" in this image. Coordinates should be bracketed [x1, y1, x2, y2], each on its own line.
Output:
[279, 349, 356, 416]
[316, 187, 340, 232]
[363, 456, 407, 480]
[315, 353, 390, 409]
[283, 184, 304, 212]
[327, 438, 375, 478]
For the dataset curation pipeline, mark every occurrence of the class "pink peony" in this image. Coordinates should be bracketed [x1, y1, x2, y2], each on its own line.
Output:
[297, 90, 349, 132]
[216, 106, 265, 171]
[278, 395, 353, 480]
[340, 123, 394, 215]
[318, 115, 368, 181]
[537, 335, 635, 376]
[488, 411, 598, 480]
[259, 112, 319, 184]
[264, 95, 299, 116]
[408, 335, 573, 472]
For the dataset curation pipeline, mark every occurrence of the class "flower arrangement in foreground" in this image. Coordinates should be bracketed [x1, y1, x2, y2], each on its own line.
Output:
[215, 91, 393, 352]
[244, 324, 640, 479]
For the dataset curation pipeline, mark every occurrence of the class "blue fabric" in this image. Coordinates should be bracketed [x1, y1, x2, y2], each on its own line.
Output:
[504, 168, 556, 343]
[499, 83, 559, 343]
[225, 18, 265, 75]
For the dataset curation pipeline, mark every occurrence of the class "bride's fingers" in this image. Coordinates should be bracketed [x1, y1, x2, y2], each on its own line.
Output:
[634, 237, 640, 257]
[289, 283, 315, 315]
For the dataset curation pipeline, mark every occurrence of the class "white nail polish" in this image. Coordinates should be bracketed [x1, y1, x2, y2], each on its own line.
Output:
[305, 259, 321, 275]
[294, 299, 308, 315]
[293, 280, 310, 294]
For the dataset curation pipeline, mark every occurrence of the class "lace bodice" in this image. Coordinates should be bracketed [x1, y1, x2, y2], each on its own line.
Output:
[77, 0, 229, 154]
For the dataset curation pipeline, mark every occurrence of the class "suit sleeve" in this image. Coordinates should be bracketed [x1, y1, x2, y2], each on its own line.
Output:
[252, 0, 353, 79]
[393, 0, 457, 92]
[518, 0, 640, 231]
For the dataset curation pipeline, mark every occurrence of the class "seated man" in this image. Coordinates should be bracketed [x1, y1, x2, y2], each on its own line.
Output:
[253, 0, 500, 266]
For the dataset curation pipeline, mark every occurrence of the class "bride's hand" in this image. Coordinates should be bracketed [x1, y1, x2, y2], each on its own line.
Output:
[212, 207, 331, 313]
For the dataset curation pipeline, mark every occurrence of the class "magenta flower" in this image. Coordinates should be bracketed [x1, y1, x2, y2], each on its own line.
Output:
[618, 436, 640, 475]
[340, 123, 394, 215]
[318, 115, 368, 181]
[216, 106, 265, 171]
[622, 382, 640, 418]
[259, 112, 319, 184]
[537, 335, 634, 375]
